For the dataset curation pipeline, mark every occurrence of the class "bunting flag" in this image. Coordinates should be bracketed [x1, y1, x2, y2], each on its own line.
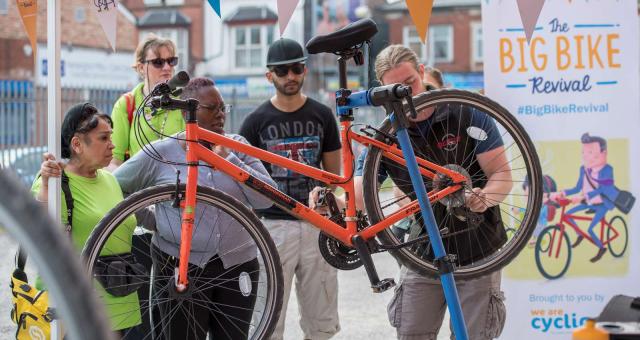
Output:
[90, 0, 119, 51]
[516, 0, 546, 43]
[16, 0, 37, 55]
[207, 0, 221, 18]
[405, 0, 434, 43]
[277, 0, 299, 36]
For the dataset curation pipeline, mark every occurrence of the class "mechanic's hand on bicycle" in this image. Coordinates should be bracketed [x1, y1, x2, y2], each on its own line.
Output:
[465, 187, 489, 213]
[309, 186, 330, 215]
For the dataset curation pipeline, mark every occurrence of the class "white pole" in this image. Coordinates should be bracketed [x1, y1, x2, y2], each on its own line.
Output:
[46, 0, 63, 338]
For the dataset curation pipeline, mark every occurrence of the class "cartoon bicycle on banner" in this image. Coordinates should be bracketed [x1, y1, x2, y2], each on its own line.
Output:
[534, 133, 635, 280]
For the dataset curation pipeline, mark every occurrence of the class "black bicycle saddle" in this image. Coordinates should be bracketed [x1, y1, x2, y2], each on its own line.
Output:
[306, 18, 378, 55]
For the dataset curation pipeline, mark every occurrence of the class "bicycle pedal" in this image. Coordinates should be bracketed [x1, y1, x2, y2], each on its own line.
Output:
[372, 278, 396, 293]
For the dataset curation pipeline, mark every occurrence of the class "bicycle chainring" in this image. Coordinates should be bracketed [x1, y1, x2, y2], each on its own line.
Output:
[317, 213, 366, 270]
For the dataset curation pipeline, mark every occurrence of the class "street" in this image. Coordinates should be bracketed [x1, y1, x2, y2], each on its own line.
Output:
[0, 231, 450, 339]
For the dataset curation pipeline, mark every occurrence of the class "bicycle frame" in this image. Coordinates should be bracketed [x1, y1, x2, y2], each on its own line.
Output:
[175, 115, 465, 283]
[168, 49, 470, 339]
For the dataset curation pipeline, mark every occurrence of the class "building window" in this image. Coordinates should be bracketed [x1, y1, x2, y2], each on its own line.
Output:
[140, 28, 189, 71]
[0, 0, 8, 15]
[429, 25, 453, 63]
[232, 25, 276, 71]
[402, 25, 453, 64]
[143, 0, 162, 6]
[74, 7, 86, 23]
[143, 0, 184, 6]
[402, 26, 428, 62]
[471, 22, 483, 63]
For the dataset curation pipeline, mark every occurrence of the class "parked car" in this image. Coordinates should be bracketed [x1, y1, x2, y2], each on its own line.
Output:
[0, 146, 47, 188]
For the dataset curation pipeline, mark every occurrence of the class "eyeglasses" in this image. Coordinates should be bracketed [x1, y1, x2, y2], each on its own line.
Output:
[198, 103, 232, 114]
[270, 63, 305, 77]
[144, 57, 179, 69]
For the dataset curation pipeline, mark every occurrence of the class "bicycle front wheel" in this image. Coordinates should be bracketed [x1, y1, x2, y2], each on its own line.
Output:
[82, 184, 283, 340]
[362, 89, 542, 280]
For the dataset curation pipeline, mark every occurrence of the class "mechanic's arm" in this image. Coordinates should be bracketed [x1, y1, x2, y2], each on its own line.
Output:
[466, 146, 513, 213]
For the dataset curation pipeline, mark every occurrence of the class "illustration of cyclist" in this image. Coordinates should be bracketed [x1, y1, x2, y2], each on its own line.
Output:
[551, 133, 619, 263]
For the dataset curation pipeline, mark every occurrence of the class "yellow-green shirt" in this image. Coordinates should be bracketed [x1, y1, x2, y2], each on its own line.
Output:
[111, 82, 185, 160]
[31, 170, 141, 330]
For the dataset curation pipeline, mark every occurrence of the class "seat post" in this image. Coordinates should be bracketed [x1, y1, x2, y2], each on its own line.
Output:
[338, 56, 348, 89]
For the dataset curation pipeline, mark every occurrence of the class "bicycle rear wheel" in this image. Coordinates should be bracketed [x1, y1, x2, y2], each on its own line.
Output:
[82, 184, 283, 340]
[362, 89, 542, 280]
[0, 170, 114, 340]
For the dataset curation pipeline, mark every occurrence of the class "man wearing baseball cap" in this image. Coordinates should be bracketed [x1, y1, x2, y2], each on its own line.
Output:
[240, 38, 341, 340]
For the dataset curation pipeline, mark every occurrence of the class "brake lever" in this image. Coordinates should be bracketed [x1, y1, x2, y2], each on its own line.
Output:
[406, 95, 418, 120]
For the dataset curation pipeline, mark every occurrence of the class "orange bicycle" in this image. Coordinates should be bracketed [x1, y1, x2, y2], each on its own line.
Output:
[535, 197, 628, 279]
[82, 19, 542, 339]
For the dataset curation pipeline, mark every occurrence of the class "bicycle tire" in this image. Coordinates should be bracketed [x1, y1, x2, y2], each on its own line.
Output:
[362, 89, 542, 280]
[607, 215, 628, 258]
[535, 225, 571, 280]
[82, 184, 283, 340]
[0, 170, 115, 340]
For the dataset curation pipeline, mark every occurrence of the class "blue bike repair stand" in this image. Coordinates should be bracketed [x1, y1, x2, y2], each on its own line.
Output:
[339, 84, 470, 340]
[393, 114, 469, 340]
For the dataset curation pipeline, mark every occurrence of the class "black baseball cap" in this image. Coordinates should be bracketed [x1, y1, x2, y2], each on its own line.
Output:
[266, 38, 307, 67]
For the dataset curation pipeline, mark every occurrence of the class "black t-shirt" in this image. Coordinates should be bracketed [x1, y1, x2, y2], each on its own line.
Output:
[359, 105, 508, 266]
[239, 97, 341, 219]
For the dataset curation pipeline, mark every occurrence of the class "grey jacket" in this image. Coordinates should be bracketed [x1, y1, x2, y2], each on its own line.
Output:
[115, 133, 276, 268]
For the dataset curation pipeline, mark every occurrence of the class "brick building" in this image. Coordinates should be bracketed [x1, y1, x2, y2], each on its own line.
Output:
[0, 0, 138, 85]
[377, 0, 484, 90]
[119, 0, 208, 73]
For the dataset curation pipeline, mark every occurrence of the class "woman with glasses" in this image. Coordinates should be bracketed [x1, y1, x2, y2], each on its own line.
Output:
[108, 34, 186, 170]
[113, 78, 276, 340]
[34, 103, 143, 339]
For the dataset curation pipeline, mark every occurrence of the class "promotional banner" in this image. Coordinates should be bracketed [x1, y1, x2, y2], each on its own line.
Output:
[16, 0, 37, 55]
[90, 0, 119, 51]
[482, 0, 640, 338]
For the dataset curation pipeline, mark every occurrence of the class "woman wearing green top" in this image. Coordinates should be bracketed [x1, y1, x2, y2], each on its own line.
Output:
[108, 34, 185, 170]
[34, 103, 142, 338]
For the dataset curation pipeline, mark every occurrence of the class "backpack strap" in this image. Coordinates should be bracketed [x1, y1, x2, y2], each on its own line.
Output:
[16, 248, 27, 272]
[124, 92, 135, 126]
[60, 171, 73, 234]
[16, 173, 73, 273]
[123, 92, 136, 161]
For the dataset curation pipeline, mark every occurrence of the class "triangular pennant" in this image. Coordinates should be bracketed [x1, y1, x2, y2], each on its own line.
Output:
[207, 0, 221, 18]
[90, 0, 119, 51]
[516, 0, 546, 43]
[406, 0, 434, 43]
[277, 0, 299, 36]
[16, 0, 38, 55]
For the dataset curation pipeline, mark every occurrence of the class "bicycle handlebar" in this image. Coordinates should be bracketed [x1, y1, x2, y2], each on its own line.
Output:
[336, 84, 417, 118]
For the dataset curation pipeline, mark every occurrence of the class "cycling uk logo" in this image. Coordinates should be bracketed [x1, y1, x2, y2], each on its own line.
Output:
[530, 310, 589, 334]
